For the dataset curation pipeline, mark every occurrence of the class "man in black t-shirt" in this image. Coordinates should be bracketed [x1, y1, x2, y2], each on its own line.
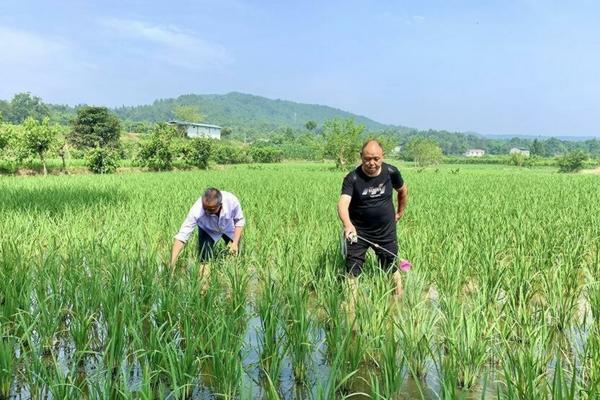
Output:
[337, 140, 408, 296]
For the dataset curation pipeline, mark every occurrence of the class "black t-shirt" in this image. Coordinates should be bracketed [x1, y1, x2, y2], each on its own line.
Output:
[341, 163, 404, 238]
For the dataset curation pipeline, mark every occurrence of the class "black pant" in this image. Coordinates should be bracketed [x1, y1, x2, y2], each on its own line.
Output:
[345, 233, 397, 277]
[197, 227, 238, 262]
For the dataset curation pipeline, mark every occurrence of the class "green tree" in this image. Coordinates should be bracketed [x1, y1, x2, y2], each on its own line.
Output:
[69, 106, 121, 149]
[0, 124, 10, 152]
[557, 150, 587, 173]
[509, 152, 527, 167]
[404, 137, 443, 167]
[172, 105, 203, 122]
[305, 120, 317, 131]
[221, 127, 233, 139]
[185, 138, 212, 169]
[86, 147, 118, 174]
[8, 92, 50, 123]
[531, 139, 548, 157]
[20, 117, 58, 175]
[0, 100, 9, 122]
[137, 123, 177, 171]
[322, 118, 364, 169]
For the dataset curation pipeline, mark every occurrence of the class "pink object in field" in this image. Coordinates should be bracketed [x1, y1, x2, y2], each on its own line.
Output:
[400, 259, 412, 272]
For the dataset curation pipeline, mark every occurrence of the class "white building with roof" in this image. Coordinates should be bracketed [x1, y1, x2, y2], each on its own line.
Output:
[464, 149, 485, 157]
[168, 120, 222, 139]
[509, 147, 530, 157]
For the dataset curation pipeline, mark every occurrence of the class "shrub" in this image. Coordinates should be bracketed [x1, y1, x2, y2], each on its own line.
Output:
[185, 138, 212, 169]
[86, 147, 118, 174]
[249, 145, 283, 163]
[557, 150, 587, 173]
[137, 123, 177, 171]
[212, 143, 250, 164]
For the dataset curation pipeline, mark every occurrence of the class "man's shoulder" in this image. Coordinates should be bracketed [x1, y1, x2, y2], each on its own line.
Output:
[222, 191, 241, 205]
[384, 162, 400, 174]
[343, 166, 361, 181]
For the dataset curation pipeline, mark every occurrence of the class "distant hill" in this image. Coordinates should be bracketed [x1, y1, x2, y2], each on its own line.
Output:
[110, 92, 404, 133]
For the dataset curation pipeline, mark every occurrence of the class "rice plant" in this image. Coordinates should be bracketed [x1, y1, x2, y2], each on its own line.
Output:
[0, 163, 598, 398]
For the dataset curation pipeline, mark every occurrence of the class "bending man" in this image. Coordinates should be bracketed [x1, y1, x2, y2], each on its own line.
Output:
[171, 187, 245, 268]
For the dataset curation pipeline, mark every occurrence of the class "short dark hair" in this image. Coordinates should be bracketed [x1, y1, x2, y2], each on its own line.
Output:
[203, 188, 222, 205]
[360, 139, 384, 154]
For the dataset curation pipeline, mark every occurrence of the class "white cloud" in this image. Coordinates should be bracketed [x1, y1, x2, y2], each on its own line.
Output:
[100, 17, 232, 69]
[0, 26, 68, 63]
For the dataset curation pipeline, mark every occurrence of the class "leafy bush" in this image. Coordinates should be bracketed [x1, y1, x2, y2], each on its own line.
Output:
[86, 147, 118, 174]
[136, 123, 177, 171]
[249, 145, 283, 163]
[509, 153, 530, 167]
[212, 142, 250, 164]
[557, 150, 587, 173]
[185, 138, 212, 169]
[0, 126, 9, 152]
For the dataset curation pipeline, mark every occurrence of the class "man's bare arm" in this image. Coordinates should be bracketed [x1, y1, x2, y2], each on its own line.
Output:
[395, 185, 408, 221]
[337, 194, 356, 238]
[171, 239, 186, 267]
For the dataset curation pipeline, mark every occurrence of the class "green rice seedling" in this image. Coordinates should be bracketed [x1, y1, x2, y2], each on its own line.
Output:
[549, 356, 578, 400]
[159, 336, 197, 399]
[256, 270, 286, 382]
[439, 299, 494, 390]
[541, 263, 581, 344]
[318, 269, 346, 360]
[396, 271, 437, 380]
[138, 360, 161, 400]
[31, 287, 64, 355]
[69, 309, 95, 360]
[314, 328, 364, 400]
[18, 333, 48, 399]
[0, 331, 15, 398]
[263, 370, 283, 400]
[501, 322, 553, 399]
[369, 327, 405, 399]
[40, 352, 86, 400]
[0, 244, 32, 337]
[353, 270, 395, 365]
[203, 312, 245, 399]
[580, 324, 599, 397]
[320, 276, 368, 390]
[282, 272, 313, 384]
[102, 303, 127, 377]
[222, 258, 251, 329]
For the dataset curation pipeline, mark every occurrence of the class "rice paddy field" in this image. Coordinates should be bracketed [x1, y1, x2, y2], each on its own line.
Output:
[0, 162, 598, 399]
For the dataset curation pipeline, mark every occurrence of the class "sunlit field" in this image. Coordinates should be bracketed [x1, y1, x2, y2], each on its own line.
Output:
[0, 163, 598, 399]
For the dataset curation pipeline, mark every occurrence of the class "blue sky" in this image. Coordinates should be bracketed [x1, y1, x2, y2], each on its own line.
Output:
[1, 0, 599, 136]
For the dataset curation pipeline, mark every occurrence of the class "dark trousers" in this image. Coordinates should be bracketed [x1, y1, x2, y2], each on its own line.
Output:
[345, 234, 397, 277]
[197, 227, 238, 262]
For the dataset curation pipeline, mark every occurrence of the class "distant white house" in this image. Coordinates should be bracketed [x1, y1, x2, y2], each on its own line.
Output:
[509, 147, 530, 157]
[464, 149, 485, 157]
[168, 120, 222, 139]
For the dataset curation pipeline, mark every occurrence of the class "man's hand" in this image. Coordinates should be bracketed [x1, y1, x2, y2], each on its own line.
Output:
[228, 241, 239, 255]
[395, 210, 404, 222]
[344, 224, 357, 243]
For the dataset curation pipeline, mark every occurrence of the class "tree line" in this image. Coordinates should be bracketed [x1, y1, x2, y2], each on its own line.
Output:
[1, 92, 599, 175]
